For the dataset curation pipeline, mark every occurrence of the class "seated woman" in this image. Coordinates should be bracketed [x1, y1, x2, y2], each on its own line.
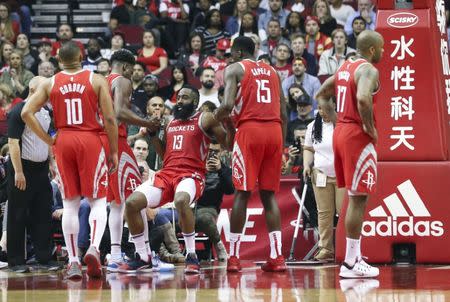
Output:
[136, 29, 168, 76]
[0, 49, 34, 98]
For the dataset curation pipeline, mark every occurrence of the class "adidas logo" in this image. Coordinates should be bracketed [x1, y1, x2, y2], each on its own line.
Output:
[362, 180, 444, 237]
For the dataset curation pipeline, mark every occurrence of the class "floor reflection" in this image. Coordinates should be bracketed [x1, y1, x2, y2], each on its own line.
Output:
[1, 262, 450, 302]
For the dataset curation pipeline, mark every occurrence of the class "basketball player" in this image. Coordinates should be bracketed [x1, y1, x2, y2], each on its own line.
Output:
[120, 85, 231, 274]
[21, 41, 118, 279]
[101, 49, 172, 272]
[215, 36, 288, 272]
[315, 30, 383, 278]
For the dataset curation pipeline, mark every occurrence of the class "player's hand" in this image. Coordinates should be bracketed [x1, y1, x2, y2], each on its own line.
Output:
[303, 166, 311, 182]
[146, 116, 161, 132]
[15, 172, 26, 191]
[52, 209, 64, 220]
[363, 125, 378, 144]
[108, 152, 118, 174]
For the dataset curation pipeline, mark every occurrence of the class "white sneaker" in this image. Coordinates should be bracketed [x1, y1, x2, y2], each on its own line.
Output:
[151, 251, 175, 272]
[339, 257, 379, 278]
[340, 279, 380, 301]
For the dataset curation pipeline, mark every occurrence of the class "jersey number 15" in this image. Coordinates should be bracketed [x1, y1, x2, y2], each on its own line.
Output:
[256, 79, 271, 104]
[65, 98, 83, 125]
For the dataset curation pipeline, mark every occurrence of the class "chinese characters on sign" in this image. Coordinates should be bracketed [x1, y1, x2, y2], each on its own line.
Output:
[389, 35, 415, 151]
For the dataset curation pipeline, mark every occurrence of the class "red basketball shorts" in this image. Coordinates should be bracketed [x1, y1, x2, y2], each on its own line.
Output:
[153, 168, 205, 205]
[232, 121, 283, 192]
[333, 123, 377, 194]
[100, 135, 142, 204]
[53, 130, 108, 199]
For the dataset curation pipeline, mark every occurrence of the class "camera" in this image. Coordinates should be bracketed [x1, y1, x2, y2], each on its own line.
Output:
[293, 137, 302, 154]
[208, 149, 219, 161]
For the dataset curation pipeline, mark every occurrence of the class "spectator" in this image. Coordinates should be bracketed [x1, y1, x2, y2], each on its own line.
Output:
[273, 43, 292, 82]
[177, 32, 208, 74]
[318, 29, 355, 76]
[312, 0, 338, 37]
[15, 34, 39, 75]
[346, 16, 366, 49]
[232, 12, 259, 40]
[284, 11, 305, 38]
[304, 16, 333, 60]
[225, 0, 250, 36]
[282, 123, 307, 175]
[133, 137, 150, 164]
[282, 57, 321, 113]
[260, 19, 291, 56]
[329, 0, 355, 27]
[0, 40, 13, 73]
[303, 98, 344, 262]
[191, 0, 213, 31]
[195, 142, 234, 262]
[248, 0, 267, 15]
[258, 0, 289, 42]
[145, 96, 165, 171]
[286, 83, 315, 144]
[137, 30, 168, 76]
[135, 0, 159, 28]
[198, 67, 220, 108]
[131, 62, 147, 114]
[290, 33, 317, 76]
[51, 24, 85, 58]
[0, 49, 34, 98]
[101, 31, 125, 60]
[0, 2, 19, 44]
[201, 38, 230, 72]
[96, 58, 111, 77]
[344, 0, 376, 35]
[249, 33, 266, 59]
[82, 38, 103, 72]
[110, 0, 137, 25]
[36, 38, 58, 70]
[160, 64, 188, 105]
[37, 61, 55, 78]
[159, 0, 190, 56]
[0, 83, 13, 138]
[195, 9, 231, 55]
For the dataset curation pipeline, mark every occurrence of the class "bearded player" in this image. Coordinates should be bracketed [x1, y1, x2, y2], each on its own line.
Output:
[215, 36, 288, 272]
[315, 30, 383, 278]
[120, 85, 232, 274]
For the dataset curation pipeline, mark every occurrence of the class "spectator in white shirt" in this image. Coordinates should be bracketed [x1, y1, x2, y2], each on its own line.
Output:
[303, 98, 345, 262]
[318, 28, 355, 76]
[329, 0, 355, 27]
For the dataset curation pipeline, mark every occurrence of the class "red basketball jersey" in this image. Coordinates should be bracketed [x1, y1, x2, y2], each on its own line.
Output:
[50, 70, 103, 132]
[232, 59, 282, 127]
[164, 112, 211, 174]
[106, 73, 128, 138]
[335, 58, 379, 126]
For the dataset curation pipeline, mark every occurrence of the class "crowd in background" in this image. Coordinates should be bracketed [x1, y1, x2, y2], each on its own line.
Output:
[0, 0, 449, 267]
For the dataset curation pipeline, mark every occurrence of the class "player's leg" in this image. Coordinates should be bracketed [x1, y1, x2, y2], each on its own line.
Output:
[173, 178, 200, 274]
[62, 196, 83, 279]
[83, 196, 107, 278]
[107, 201, 125, 271]
[120, 180, 162, 273]
[228, 190, 251, 271]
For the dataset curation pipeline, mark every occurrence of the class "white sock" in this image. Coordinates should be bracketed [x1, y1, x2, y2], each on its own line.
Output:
[140, 209, 151, 253]
[87, 197, 108, 250]
[109, 202, 125, 261]
[345, 237, 361, 266]
[269, 231, 282, 259]
[229, 232, 241, 258]
[131, 232, 149, 262]
[62, 197, 81, 264]
[183, 232, 196, 254]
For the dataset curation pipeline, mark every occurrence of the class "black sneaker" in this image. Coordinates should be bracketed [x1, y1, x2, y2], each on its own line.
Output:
[10, 265, 30, 273]
[184, 253, 200, 274]
[118, 254, 152, 274]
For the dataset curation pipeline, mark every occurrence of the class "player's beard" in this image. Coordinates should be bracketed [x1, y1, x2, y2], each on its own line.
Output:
[173, 102, 196, 120]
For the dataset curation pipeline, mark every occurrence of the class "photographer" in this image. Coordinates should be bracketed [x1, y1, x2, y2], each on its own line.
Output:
[303, 98, 345, 262]
[195, 142, 233, 261]
[282, 124, 307, 175]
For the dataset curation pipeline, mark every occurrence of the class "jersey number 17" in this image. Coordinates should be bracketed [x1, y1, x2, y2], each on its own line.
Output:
[336, 86, 347, 113]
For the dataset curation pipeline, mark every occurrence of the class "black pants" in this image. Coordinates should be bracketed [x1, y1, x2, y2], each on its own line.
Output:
[6, 159, 52, 266]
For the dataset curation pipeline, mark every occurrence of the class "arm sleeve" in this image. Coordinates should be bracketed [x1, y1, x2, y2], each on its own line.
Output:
[7, 102, 26, 139]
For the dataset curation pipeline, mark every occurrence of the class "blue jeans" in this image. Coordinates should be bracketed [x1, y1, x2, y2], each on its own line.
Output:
[153, 208, 178, 227]
[78, 199, 91, 249]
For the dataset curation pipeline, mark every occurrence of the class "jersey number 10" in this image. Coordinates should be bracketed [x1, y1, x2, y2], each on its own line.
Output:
[64, 98, 83, 125]
[256, 79, 271, 104]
